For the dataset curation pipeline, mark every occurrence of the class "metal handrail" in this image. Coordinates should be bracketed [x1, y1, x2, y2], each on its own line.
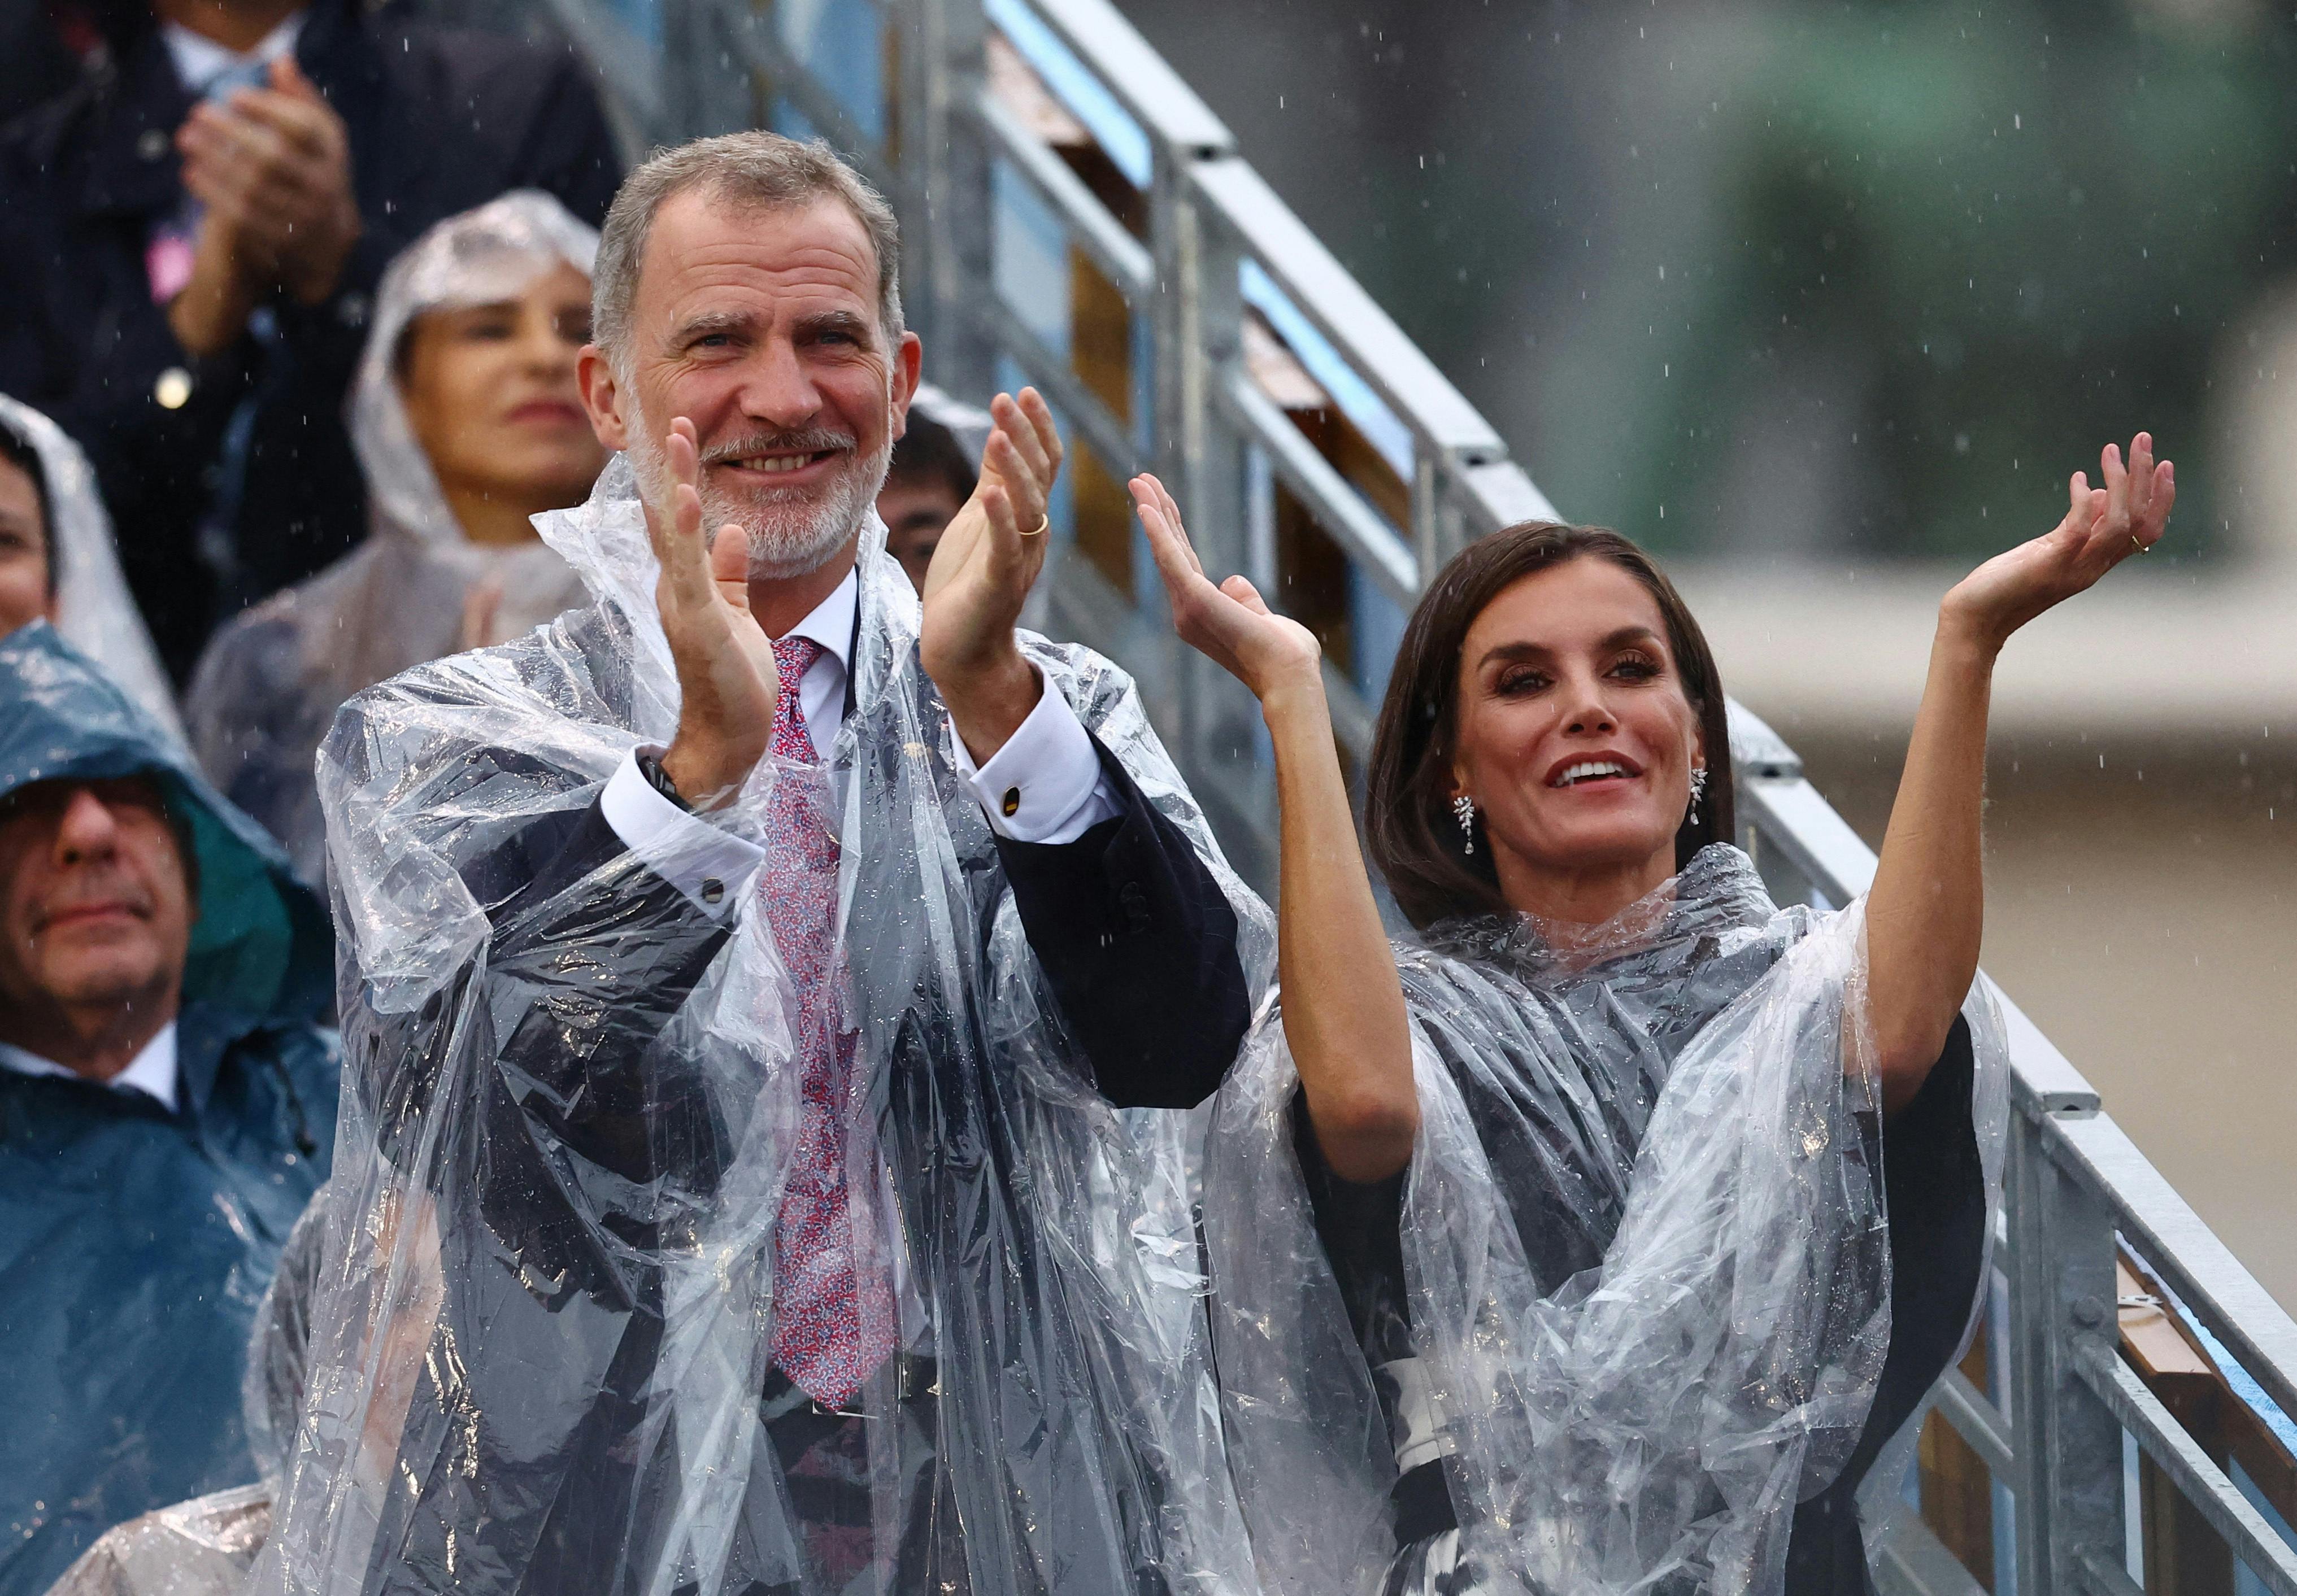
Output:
[542, 0, 2297, 1588]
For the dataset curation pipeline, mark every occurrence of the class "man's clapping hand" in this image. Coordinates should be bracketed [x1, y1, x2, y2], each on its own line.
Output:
[653, 418, 782, 809]
[168, 56, 362, 355]
[919, 388, 1064, 764]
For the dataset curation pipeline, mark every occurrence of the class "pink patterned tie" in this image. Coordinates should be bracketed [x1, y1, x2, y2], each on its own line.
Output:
[763, 635, 893, 1406]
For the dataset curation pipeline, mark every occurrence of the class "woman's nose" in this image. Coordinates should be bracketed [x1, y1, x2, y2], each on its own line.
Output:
[1561, 684, 1619, 736]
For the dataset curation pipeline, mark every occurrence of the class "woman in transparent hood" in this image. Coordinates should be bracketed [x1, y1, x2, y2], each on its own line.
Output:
[0, 395, 183, 742]
[186, 191, 606, 883]
[1134, 433, 2173, 1595]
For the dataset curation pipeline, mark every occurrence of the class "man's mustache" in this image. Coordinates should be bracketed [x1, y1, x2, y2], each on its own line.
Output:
[698, 429, 855, 466]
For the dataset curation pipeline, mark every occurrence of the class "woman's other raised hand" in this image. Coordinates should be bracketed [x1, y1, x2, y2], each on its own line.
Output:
[1130, 473, 1323, 706]
[1943, 432, 2174, 653]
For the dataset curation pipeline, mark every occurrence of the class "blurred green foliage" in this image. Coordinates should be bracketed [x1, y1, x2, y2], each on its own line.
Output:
[1645, 2, 2297, 560]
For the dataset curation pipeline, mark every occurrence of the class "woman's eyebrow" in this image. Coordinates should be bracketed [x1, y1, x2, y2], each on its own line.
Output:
[1476, 626, 1659, 670]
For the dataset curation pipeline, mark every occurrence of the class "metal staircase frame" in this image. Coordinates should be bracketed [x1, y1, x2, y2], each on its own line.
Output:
[532, 0, 2297, 1587]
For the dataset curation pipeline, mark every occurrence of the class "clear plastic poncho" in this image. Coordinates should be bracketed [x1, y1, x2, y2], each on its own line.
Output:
[0, 394, 183, 743]
[185, 191, 599, 884]
[250, 455, 1275, 1595]
[1204, 846, 2009, 1596]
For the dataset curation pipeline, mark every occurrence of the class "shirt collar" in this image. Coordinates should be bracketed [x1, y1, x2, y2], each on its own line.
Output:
[0, 1022, 180, 1112]
[781, 564, 858, 681]
[162, 11, 306, 98]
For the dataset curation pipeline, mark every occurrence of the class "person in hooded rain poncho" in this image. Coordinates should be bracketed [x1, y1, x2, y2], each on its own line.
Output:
[0, 624, 337, 1596]
[0, 396, 184, 744]
[43, 1181, 340, 1596]
[251, 131, 1268, 1596]
[186, 191, 607, 885]
[1129, 429, 2174, 1594]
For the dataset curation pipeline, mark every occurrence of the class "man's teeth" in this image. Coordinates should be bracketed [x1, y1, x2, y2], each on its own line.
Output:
[732, 453, 819, 473]
[1555, 760, 1631, 787]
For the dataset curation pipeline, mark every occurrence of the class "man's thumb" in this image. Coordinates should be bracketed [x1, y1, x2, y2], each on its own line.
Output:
[708, 524, 751, 602]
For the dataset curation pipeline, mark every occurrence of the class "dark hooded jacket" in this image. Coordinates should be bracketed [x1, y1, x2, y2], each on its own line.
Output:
[0, 0, 620, 678]
[0, 622, 338, 1596]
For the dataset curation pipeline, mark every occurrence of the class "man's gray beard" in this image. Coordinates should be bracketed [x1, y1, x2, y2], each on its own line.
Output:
[626, 405, 890, 580]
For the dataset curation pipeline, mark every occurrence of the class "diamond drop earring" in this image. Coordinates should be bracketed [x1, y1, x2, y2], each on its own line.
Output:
[1452, 793, 1477, 854]
[1686, 764, 1709, 827]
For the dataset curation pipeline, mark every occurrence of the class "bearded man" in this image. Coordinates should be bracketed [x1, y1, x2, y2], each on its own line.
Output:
[250, 132, 1267, 1596]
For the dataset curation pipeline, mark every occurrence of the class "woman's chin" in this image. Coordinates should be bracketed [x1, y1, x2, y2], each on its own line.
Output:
[1509, 818, 1681, 877]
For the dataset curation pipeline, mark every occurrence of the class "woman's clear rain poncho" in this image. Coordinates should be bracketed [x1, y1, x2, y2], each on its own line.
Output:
[1204, 846, 2009, 1595]
[185, 190, 599, 883]
[248, 455, 1276, 1595]
[0, 394, 182, 742]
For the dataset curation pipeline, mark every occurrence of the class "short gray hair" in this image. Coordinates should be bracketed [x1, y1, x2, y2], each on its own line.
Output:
[592, 131, 904, 374]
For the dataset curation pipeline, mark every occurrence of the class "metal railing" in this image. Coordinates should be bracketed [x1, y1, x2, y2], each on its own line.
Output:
[532, 0, 2297, 1588]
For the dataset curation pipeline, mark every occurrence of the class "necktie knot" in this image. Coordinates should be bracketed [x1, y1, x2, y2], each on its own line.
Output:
[771, 635, 824, 699]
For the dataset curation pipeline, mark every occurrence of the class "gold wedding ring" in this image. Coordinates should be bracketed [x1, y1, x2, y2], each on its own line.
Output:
[1020, 515, 1050, 538]
[2132, 535, 2149, 556]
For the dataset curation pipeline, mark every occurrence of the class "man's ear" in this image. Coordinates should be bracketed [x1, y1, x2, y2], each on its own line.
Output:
[577, 345, 629, 452]
[888, 330, 923, 442]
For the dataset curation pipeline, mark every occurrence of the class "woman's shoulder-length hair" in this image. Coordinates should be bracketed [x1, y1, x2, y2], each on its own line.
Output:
[1364, 521, 1736, 931]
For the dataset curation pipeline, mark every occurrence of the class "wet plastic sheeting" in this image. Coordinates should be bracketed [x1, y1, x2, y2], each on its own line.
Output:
[1205, 848, 2009, 1595]
[250, 457, 1274, 1595]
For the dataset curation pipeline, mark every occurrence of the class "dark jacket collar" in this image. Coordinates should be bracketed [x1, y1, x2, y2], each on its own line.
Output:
[173, 999, 277, 1119]
[75, 27, 190, 219]
[75, 0, 386, 221]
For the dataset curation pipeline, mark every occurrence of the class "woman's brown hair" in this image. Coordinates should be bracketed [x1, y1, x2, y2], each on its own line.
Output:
[1365, 522, 1735, 930]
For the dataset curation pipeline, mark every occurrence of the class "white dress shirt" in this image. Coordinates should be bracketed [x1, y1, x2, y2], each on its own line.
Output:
[601, 566, 1121, 916]
[161, 12, 305, 95]
[0, 1023, 180, 1112]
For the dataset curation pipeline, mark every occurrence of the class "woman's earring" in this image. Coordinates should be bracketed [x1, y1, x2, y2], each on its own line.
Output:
[1686, 764, 1709, 826]
[1452, 793, 1477, 854]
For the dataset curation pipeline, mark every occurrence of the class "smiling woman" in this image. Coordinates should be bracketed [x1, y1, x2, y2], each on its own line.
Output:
[1139, 429, 2168, 1592]
[184, 192, 606, 884]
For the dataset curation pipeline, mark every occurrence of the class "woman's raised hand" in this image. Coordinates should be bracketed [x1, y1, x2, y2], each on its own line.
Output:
[1943, 432, 2174, 652]
[1131, 473, 1322, 704]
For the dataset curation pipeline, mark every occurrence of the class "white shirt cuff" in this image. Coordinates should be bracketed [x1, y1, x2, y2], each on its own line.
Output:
[950, 674, 1123, 844]
[599, 751, 766, 919]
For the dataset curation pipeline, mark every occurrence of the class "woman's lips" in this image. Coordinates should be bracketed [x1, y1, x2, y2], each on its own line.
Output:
[503, 399, 586, 426]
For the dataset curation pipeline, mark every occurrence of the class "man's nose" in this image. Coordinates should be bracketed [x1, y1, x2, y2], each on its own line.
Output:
[733, 338, 825, 429]
[53, 787, 123, 863]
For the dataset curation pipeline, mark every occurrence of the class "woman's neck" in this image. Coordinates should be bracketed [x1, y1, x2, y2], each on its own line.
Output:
[443, 485, 547, 548]
[1492, 846, 1676, 935]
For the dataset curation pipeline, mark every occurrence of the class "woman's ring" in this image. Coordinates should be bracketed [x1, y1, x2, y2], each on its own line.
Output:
[1021, 516, 1050, 538]
[2132, 534, 2149, 556]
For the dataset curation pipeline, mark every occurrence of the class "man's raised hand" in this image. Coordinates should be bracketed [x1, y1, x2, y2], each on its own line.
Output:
[655, 418, 781, 808]
[919, 388, 1064, 761]
[1943, 431, 2175, 653]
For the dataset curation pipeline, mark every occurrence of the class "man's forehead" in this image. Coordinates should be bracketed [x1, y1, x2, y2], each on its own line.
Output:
[637, 191, 880, 327]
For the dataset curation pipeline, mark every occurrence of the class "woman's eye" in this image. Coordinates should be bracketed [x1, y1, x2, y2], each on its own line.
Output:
[1611, 655, 1660, 680]
[1496, 669, 1549, 695]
